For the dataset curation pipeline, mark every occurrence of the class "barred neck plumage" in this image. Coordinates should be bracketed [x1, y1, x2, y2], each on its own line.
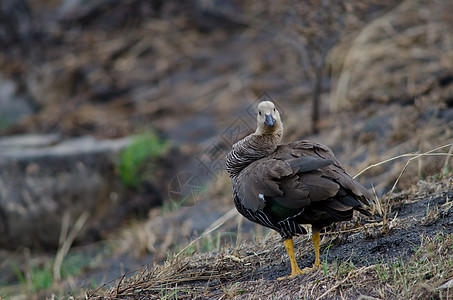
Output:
[226, 132, 281, 178]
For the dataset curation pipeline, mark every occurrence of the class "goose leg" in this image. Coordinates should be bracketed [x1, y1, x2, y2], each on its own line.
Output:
[278, 231, 321, 280]
[312, 230, 321, 269]
[278, 238, 304, 279]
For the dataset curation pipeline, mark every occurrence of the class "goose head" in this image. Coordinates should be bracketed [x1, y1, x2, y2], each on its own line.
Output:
[255, 101, 283, 136]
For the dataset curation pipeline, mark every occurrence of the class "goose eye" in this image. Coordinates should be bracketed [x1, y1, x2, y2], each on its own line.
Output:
[259, 111, 262, 116]
[273, 108, 276, 112]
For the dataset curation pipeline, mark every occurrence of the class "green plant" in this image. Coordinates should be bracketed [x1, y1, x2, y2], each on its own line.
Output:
[336, 257, 355, 279]
[322, 244, 333, 275]
[372, 233, 453, 298]
[7, 245, 95, 297]
[118, 132, 169, 188]
[373, 258, 389, 282]
[159, 281, 180, 300]
[161, 200, 183, 214]
[0, 117, 13, 132]
[60, 252, 91, 279]
[222, 282, 245, 298]
[168, 243, 197, 261]
[10, 260, 53, 294]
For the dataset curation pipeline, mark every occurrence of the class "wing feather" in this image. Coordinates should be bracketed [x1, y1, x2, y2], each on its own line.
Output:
[236, 140, 377, 215]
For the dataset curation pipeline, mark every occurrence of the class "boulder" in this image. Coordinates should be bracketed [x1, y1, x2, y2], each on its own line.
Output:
[0, 134, 160, 250]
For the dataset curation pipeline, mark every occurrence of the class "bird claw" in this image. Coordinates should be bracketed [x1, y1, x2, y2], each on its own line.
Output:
[277, 264, 320, 280]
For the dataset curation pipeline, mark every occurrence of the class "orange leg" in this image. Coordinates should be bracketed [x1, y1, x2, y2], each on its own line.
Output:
[278, 238, 304, 279]
[312, 230, 321, 269]
[278, 231, 321, 280]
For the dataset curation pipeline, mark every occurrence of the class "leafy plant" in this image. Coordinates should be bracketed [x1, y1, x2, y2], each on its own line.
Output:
[10, 260, 53, 294]
[118, 132, 169, 188]
[7, 247, 99, 297]
[372, 233, 453, 298]
[322, 244, 333, 276]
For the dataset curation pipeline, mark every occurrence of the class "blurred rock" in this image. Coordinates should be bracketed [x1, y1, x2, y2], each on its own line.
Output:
[0, 133, 60, 149]
[0, 0, 32, 46]
[56, 0, 119, 22]
[0, 135, 163, 250]
[0, 76, 35, 131]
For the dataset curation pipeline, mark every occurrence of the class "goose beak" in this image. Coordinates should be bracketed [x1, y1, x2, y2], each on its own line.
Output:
[264, 114, 275, 127]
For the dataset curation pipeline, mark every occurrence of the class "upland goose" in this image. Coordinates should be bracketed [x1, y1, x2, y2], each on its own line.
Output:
[226, 101, 378, 279]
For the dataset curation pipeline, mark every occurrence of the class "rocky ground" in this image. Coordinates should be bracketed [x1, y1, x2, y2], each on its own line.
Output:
[0, 0, 452, 299]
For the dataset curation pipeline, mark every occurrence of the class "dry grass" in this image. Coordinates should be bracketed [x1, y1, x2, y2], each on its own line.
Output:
[330, 0, 453, 110]
[86, 235, 277, 299]
[54, 211, 90, 282]
[371, 234, 453, 299]
[321, 0, 453, 198]
[85, 144, 453, 299]
[88, 195, 453, 299]
[352, 143, 453, 232]
[86, 146, 453, 299]
[2, 1, 453, 298]
[81, 135, 453, 299]
[288, 233, 453, 300]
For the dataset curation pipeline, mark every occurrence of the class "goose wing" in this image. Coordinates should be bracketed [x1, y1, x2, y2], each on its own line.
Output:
[237, 151, 339, 214]
[286, 141, 376, 203]
[236, 141, 376, 217]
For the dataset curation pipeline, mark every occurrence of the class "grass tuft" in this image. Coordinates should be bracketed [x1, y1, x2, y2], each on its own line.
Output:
[118, 131, 169, 188]
[353, 143, 453, 233]
[372, 233, 453, 299]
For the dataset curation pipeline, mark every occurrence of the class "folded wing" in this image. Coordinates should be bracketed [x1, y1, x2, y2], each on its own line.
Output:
[236, 141, 377, 220]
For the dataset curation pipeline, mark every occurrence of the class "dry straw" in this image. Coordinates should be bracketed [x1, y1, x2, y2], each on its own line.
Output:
[54, 211, 90, 282]
[89, 142, 453, 299]
[353, 143, 453, 231]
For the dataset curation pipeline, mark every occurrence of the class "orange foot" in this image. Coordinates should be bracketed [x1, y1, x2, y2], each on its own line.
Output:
[278, 234, 322, 280]
[278, 263, 320, 280]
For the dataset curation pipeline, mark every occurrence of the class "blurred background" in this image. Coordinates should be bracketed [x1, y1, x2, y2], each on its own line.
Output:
[0, 0, 452, 298]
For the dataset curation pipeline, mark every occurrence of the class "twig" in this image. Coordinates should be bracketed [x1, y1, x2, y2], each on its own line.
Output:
[354, 143, 453, 178]
[174, 208, 238, 259]
[442, 144, 453, 175]
[380, 145, 453, 230]
[316, 265, 374, 300]
[115, 274, 126, 296]
[316, 270, 353, 300]
[53, 211, 90, 282]
[87, 264, 153, 299]
[320, 221, 383, 236]
[352, 143, 453, 231]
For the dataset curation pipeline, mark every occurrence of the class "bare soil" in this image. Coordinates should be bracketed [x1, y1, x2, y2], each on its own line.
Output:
[89, 176, 453, 299]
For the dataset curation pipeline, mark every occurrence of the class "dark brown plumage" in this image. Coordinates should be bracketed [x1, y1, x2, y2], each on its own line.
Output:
[226, 101, 379, 279]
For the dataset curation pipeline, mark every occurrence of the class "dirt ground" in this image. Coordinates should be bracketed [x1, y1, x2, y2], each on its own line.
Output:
[89, 176, 453, 299]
